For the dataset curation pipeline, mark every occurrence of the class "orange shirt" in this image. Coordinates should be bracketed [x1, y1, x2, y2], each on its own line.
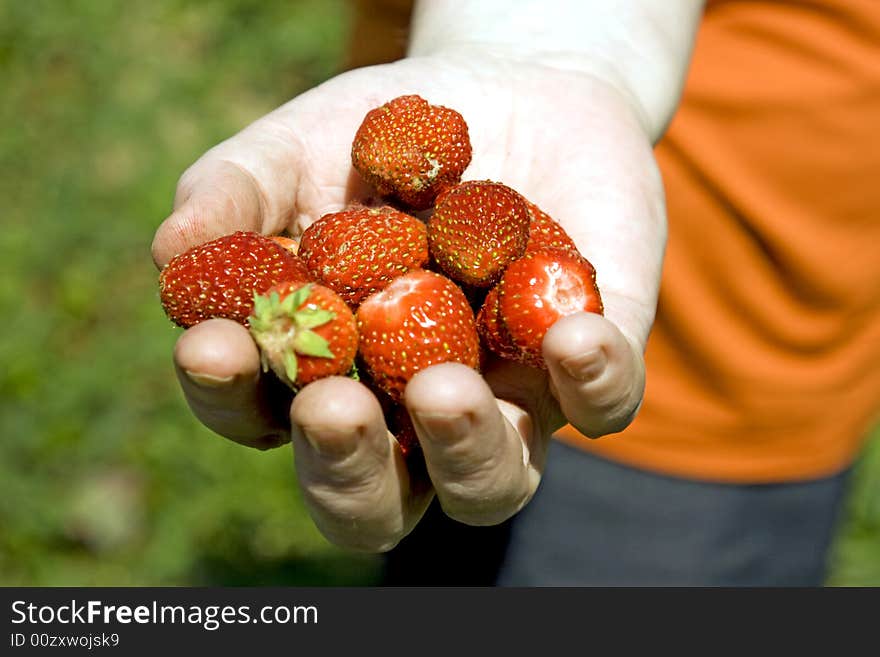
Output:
[560, 0, 880, 482]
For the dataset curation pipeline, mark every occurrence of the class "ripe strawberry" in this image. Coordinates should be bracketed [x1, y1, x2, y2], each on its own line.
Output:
[427, 180, 530, 288]
[356, 269, 480, 401]
[249, 282, 358, 390]
[524, 200, 580, 256]
[298, 205, 429, 308]
[495, 248, 604, 369]
[358, 367, 424, 466]
[351, 94, 472, 210]
[476, 287, 521, 362]
[159, 231, 311, 328]
[386, 402, 420, 459]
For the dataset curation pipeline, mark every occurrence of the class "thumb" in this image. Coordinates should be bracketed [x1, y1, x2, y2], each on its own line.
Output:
[542, 311, 646, 438]
[150, 68, 397, 269]
[150, 105, 341, 269]
[151, 159, 272, 268]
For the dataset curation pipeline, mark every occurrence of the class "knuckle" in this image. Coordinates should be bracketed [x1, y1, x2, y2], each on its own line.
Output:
[436, 476, 530, 527]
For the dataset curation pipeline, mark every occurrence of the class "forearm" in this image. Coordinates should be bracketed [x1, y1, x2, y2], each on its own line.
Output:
[408, 0, 705, 141]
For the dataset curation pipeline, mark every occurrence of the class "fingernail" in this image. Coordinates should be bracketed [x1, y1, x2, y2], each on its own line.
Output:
[184, 369, 236, 388]
[299, 425, 359, 458]
[561, 348, 606, 382]
[411, 412, 471, 445]
[301, 427, 322, 453]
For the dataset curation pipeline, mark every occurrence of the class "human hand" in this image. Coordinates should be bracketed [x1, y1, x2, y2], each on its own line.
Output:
[152, 53, 666, 551]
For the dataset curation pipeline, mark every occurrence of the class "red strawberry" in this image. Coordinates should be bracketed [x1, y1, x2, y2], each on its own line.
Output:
[476, 286, 522, 362]
[496, 249, 604, 369]
[356, 269, 480, 401]
[386, 402, 420, 459]
[298, 205, 429, 308]
[158, 231, 311, 328]
[524, 200, 581, 256]
[248, 282, 358, 390]
[358, 366, 423, 463]
[351, 94, 472, 210]
[359, 370, 419, 455]
[427, 180, 530, 287]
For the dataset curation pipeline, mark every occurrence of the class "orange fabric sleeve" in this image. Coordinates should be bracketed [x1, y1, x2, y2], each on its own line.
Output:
[560, 0, 880, 482]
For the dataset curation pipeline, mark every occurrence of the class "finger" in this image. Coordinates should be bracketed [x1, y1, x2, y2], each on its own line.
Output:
[290, 377, 433, 552]
[173, 318, 292, 450]
[152, 159, 273, 268]
[150, 86, 376, 269]
[542, 311, 646, 438]
[404, 363, 541, 526]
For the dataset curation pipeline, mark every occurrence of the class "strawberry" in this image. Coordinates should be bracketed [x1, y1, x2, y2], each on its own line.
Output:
[248, 282, 358, 390]
[476, 286, 521, 362]
[385, 401, 428, 485]
[351, 94, 472, 210]
[524, 199, 581, 256]
[495, 248, 604, 369]
[358, 367, 423, 463]
[386, 402, 420, 459]
[159, 231, 311, 328]
[427, 180, 530, 288]
[356, 269, 480, 401]
[359, 369, 418, 454]
[298, 205, 429, 308]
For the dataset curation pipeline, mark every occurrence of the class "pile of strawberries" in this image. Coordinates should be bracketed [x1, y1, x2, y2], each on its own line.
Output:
[159, 94, 603, 456]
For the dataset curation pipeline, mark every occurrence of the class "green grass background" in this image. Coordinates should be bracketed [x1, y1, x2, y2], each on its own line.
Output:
[0, 0, 877, 586]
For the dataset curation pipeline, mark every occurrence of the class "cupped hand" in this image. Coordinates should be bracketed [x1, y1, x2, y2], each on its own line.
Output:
[153, 54, 666, 552]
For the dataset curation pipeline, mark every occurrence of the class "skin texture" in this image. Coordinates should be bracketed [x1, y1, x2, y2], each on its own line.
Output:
[152, 0, 704, 552]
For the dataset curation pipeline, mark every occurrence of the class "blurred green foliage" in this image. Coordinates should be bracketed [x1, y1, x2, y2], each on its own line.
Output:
[0, 0, 381, 586]
[0, 0, 877, 587]
[827, 435, 880, 585]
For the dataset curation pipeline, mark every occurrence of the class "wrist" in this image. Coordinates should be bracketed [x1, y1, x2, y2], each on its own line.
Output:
[408, 1, 615, 74]
[407, 0, 704, 142]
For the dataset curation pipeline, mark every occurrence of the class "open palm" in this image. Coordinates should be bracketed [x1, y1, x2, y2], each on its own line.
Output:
[152, 55, 666, 551]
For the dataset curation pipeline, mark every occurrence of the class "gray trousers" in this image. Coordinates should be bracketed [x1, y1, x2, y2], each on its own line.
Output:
[383, 440, 851, 586]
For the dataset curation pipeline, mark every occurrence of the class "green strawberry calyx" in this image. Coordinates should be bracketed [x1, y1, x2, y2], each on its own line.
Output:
[248, 284, 336, 386]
